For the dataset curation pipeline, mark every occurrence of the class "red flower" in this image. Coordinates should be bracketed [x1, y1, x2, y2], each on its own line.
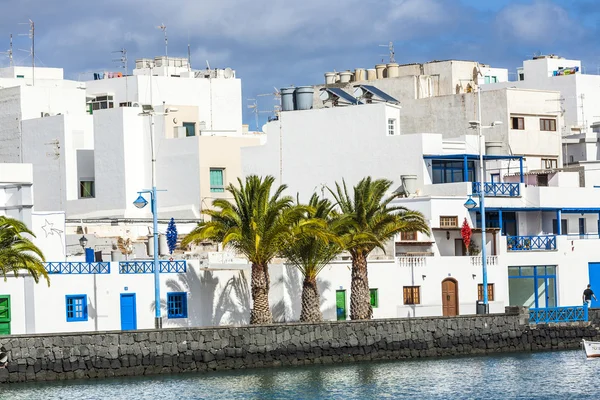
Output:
[461, 218, 472, 252]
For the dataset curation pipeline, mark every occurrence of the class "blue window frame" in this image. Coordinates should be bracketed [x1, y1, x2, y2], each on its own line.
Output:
[66, 295, 88, 322]
[210, 168, 225, 193]
[431, 160, 475, 184]
[167, 292, 188, 318]
[508, 266, 557, 309]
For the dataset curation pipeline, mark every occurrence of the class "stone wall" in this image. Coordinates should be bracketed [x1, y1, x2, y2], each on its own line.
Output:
[1, 307, 599, 384]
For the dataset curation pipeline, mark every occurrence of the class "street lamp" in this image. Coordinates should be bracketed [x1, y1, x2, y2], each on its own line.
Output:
[467, 79, 503, 314]
[135, 92, 177, 329]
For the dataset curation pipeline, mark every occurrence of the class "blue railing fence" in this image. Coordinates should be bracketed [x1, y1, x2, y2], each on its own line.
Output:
[44, 262, 111, 274]
[472, 182, 520, 197]
[529, 305, 588, 324]
[119, 260, 187, 274]
[507, 235, 556, 251]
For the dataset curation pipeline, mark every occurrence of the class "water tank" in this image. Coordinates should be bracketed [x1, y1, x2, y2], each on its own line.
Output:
[485, 141, 503, 156]
[375, 64, 387, 79]
[295, 86, 314, 110]
[280, 87, 296, 112]
[324, 72, 336, 84]
[159, 234, 168, 256]
[339, 71, 353, 83]
[354, 68, 365, 81]
[387, 63, 399, 78]
[366, 69, 377, 80]
[401, 175, 418, 195]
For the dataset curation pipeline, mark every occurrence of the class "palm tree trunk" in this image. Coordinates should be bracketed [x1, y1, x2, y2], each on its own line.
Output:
[350, 252, 372, 320]
[250, 262, 273, 324]
[300, 275, 322, 322]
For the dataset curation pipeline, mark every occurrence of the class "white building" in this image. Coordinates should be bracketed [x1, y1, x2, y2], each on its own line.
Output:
[483, 54, 600, 167]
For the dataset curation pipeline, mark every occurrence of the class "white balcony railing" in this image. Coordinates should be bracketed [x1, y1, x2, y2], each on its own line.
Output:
[469, 255, 498, 266]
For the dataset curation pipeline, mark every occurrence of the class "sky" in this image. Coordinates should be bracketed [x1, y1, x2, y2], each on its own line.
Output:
[1, 0, 599, 128]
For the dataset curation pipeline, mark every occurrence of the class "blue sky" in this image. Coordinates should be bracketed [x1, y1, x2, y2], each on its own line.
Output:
[1, 0, 599, 127]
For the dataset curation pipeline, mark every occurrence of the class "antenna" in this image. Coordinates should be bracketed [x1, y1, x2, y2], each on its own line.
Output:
[18, 20, 34, 85]
[379, 41, 395, 63]
[187, 31, 191, 71]
[247, 99, 259, 130]
[111, 48, 127, 74]
[0, 34, 13, 66]
[157, 24, 168, 75]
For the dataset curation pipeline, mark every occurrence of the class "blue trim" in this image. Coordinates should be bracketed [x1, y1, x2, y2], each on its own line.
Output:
[472, 182, 520, 197]
[120, 293, 137, 330]
[424, 154, 524, 161]
[45, 262, 110, 274]
[484, 207, 600, 213]
[499, 209, 503, 234]
[529, 306, 587, 323]
[556, 210, 562, 235]
[65, 294, 88, 322]
[519, 158, 524, 183]
[167, 292, 188, 319]
[507, 235, 556, 251]
[119, 260, 187, 274]
[509, 266, 557, 308]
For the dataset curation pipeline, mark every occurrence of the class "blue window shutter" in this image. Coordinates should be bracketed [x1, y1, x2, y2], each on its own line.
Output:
[210, 169, 224, 192]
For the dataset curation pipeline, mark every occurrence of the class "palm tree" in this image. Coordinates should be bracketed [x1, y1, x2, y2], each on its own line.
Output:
[330, 177, 429, 320]
[0, 216, 49, 285]
[281, 194, 343, 322]
[181, 175, 308, 324]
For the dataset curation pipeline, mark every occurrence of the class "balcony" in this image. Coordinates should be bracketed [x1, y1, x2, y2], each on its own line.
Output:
[472, 182, 520, 197]
[507, 235, 556, 251]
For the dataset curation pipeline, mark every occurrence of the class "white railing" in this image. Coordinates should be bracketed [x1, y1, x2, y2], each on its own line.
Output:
[397, 256, 427, 267]
[470, 255, 498, 266]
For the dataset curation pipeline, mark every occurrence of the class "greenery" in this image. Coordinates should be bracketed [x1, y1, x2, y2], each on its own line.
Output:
[0, 216, 49, 285]
[182, 175, 429, 323]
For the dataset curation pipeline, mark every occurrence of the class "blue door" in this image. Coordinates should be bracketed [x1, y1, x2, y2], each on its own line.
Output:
[120, 293, 137, 330]
[588, 263, 600, 308]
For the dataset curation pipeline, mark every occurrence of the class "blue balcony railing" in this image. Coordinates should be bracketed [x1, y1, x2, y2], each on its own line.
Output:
[119, 260, 187, 274]
[472, 182, 520, 197]
[45, 262, 111, 274]
[529, 305, 588, 324]
[507, 235, 556, 251]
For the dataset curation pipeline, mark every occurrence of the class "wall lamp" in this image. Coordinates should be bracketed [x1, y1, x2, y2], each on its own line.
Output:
[472, 274, 477, 279]
[446, 231, 450, 240]
[422, 275, 426, 280]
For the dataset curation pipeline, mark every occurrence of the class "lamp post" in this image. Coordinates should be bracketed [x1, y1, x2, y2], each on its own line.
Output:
[466, 83, 503, 314]
[134, 101, 177, 329]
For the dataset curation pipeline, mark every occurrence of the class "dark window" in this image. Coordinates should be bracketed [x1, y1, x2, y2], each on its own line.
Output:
[552, 219, 568, 235]
[66, 295, 88, 322]
[401, 231, 417, 241]
[79, 181, 95, 198]
[537, 174, 548, 187]
[540, 119, 556, 132]
[182, 122, 196, 137]
[167, 292, 188, 318]
[542, 158, 557, 169]
[431, 160, 475, 184]
[16, 75, 24, 78]
[478, 284, 495, 301]
[403, 286, 421, 305]
[511, 117, 524, 130]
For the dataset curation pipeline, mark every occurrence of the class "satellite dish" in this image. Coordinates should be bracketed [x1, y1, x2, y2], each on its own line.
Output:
[172, 117, 178, 124]
[224, 67, 233, 79]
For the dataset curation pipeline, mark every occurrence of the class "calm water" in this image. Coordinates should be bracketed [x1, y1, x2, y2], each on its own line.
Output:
[0, 350, 595, 400]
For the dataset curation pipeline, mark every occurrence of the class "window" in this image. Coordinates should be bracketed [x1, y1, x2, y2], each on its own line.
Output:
[210, 168, 225, 193]
[541, 158, 557, 169]
[167, 292, 188, 318]
[552, 219, 567, 235]
[440, 216, 458, 228]
[540, 119, 556, 132]
[478, 284, 495, 301]
[484, 76, 490, 84]
[182, 122, 196, 137]
[511, 117, 524, 130]
[66, 295, 88, 322]
[90, 95, 114, 110]
[537, 174, 548, 187]
[431, 160, 475, 184]
[370, 289, 379, 308]
[569, 155, 574, 163]
[484, 76, 497, 84]
[79, 181, 95, 198]
[508, 266, 556, 308]
[16, 75, 24, 78]
[401, 231, 417, 241]
[403, 286, 421, 305]
[518, 73, 524, 81]
[388, 118, 396, 136]
[119, 102, 132, 107]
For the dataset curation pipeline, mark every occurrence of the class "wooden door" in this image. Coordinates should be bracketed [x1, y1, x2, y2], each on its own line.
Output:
[442, 279, 459, 316]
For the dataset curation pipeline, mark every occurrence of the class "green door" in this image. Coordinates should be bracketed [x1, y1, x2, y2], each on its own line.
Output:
[336, 290, 346, 321]
[0, 295, 10, 335]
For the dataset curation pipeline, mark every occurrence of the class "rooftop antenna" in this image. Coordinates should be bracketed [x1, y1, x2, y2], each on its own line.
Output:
[158, 24, 168, 76]
[0, 34, 14, 66]
[379, 41, 395, 63]
[18, 20, 34, 85]
[112, 48, 128, 103]
[187, 31, 191, 71]
[247, 98, 259, 130]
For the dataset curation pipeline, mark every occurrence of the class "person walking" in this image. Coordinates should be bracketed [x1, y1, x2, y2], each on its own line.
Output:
[583, 284, 597, 308]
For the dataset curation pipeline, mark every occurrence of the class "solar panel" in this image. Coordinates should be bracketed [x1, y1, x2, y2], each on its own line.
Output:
[357, 85, 399, 104]
[322, 88, 362, 105]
